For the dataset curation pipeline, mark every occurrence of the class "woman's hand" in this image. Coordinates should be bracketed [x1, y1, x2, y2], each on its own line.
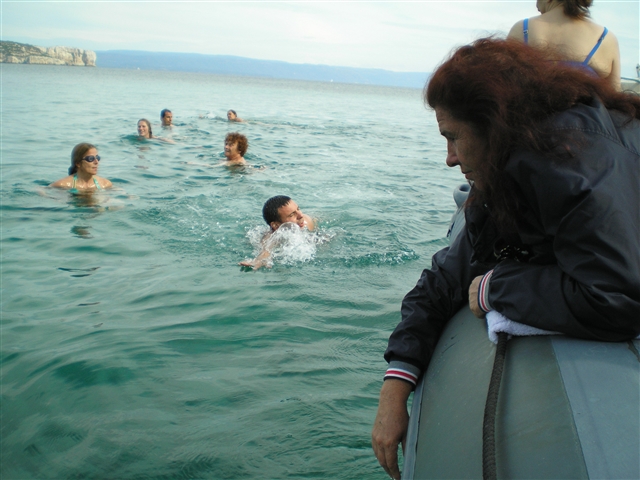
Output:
[372, 379, 413, 480]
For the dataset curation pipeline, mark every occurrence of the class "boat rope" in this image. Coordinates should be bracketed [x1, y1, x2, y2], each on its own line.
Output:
[482, 331, 508, 480]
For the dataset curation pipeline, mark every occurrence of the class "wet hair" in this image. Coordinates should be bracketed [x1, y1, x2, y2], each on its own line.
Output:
[557, 0, 592, 19]
[426, 37, 640, 231]
[225, 132, 248, 156]
[160, 109, 171, 119]
[228, 110, 237, 117]
[263, 195, 292, 225]
[138, 118, 152, 138]
[69, 142, 97, 175]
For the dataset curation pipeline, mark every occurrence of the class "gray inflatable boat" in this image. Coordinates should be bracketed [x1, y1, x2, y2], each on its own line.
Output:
[402, 307, 640, 479]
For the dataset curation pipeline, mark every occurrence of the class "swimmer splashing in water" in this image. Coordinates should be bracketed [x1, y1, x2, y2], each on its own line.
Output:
[239, 195, 316, 269]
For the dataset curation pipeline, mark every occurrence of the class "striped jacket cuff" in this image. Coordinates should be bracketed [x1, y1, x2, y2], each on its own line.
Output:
[384, 361, 421, 387]
[478, 269, 494, 313]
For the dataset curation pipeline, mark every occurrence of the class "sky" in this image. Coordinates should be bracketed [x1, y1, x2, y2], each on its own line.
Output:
[2, 0, 639, 78]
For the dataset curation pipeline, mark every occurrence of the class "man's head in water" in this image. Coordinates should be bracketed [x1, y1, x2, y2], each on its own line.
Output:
[160, 109, 173, 126]
[262, 195, 307, 231]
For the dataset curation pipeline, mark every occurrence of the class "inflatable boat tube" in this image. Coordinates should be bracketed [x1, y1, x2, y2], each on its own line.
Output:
[402, 306, 640, 479]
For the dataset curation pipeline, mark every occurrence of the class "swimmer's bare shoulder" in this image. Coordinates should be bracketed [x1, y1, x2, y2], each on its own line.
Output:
[303, 214, 316, 231]
[96, 176, 113, 188]
[49, 175, 74, 188]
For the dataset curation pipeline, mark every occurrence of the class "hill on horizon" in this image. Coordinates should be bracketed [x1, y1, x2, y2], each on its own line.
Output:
[95, 50, 429, 89]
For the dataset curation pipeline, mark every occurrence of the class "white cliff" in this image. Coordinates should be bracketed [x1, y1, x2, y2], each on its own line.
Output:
[1, 41, 96, 66]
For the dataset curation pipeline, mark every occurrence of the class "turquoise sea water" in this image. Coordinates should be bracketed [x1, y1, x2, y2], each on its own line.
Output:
[2, 64, 464, 479]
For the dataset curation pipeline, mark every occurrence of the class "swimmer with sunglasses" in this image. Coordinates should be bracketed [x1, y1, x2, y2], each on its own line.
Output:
[50, 143, 113, 192]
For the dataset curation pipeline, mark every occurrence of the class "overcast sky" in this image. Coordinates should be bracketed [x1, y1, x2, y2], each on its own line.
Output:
[3, 1, 638, 77]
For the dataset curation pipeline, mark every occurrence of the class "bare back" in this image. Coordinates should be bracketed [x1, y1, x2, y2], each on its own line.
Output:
[508, 8, 621, 89]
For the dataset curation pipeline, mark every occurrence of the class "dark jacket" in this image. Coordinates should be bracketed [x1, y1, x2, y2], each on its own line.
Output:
[385, 98, 640, 375]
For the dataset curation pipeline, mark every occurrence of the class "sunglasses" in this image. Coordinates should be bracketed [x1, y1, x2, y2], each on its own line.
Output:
[82, 155, 101, 163]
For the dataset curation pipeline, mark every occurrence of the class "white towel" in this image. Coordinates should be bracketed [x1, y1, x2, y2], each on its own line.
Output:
[486, 310, 640, 344]
[486, 310, 560, 344]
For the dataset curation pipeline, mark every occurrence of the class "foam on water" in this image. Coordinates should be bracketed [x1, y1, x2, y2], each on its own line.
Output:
[245, 223, 336, 267]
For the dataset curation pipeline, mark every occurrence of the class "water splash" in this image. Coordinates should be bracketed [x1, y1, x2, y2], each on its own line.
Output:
[246, 223, 334, 267]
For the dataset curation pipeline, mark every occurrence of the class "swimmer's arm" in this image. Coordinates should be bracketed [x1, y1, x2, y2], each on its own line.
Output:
[107, 185, 138, 199]
[239, 232, 281, 269]
[38, 186, 59, 197]
[157, 137, 176, 144]
[185, 161, 225, 168]
[239, 249, 272, 270]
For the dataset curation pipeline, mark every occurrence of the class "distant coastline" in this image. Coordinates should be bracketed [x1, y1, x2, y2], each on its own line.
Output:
[1, 39, 427, 88]
[1, 41, 96, 66]
[96, 50, 429, 89]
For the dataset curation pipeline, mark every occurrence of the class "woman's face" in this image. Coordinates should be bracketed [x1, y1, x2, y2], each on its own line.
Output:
[227, 111, 237, 121]
[137, 121, 150, 138]
[435, 107, 487, 189]
[78, 147, 100, 176]
[224, 140, 239, 159]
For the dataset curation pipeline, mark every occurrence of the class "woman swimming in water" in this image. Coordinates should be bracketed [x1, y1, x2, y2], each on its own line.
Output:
[50, 143, 113, 192]
[224, 132, 248, 165]
[227, 110, 244, 122]
[137, 118, 154, 139]
[137, 118, 175, 143]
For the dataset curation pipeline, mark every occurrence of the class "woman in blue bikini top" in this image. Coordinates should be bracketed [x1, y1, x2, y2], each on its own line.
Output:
[508, 0, 621, 90]
[50, 143, 113, 192]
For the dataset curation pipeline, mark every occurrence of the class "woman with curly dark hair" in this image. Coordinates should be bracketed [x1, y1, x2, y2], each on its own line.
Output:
[224, 132, 248, 165]
[372, 38, 640, 480]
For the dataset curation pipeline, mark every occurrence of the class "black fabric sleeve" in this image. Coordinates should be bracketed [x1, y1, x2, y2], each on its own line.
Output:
[489, 127, 640, 340]
[384, 212, 496, 372]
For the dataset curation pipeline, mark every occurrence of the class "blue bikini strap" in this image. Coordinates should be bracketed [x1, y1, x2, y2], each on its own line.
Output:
[583, 27, 608, 66]
[523, 18, 529, 44]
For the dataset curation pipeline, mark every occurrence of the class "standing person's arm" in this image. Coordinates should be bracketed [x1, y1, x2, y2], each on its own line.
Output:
[372, 205, 496, 476]
[371, 380, 413, 480]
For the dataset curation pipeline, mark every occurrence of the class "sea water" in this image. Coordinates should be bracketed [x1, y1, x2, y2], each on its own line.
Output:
[1, 64, 464, 479]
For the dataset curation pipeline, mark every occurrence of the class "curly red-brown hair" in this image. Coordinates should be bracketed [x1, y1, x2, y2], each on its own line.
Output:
[225, 132, 248, 156]
[426, 37, 640, 230]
